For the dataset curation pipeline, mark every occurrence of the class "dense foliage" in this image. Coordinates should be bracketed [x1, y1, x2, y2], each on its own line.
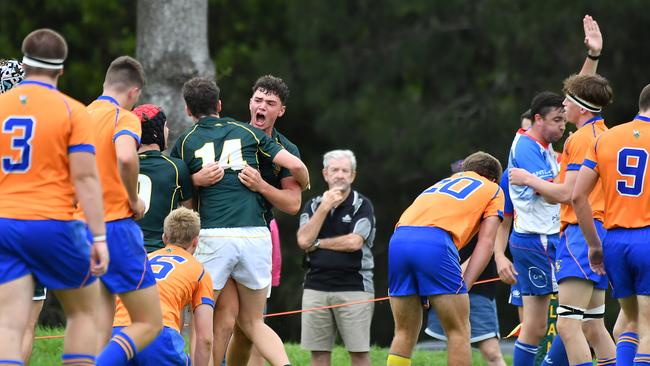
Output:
[3, 0, 646, 345]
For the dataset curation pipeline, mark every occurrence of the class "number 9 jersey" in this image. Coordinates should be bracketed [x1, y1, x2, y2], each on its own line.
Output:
[396, 171, 504, 249]
[0, 81, 95, 220]
[584, 115, 650, 229]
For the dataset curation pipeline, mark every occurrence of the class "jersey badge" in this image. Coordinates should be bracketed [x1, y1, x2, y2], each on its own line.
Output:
[342, 214, 352, 223]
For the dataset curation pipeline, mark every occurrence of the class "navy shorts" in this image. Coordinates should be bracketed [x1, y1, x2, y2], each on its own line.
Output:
[604, 226, 650, 299]
[99, 218, 156, 294]
[510, 231, 558, 296]
[0, 218, 95, 290]
[556, 221, 608, 290]
[388, 226, 466, 297]
[112, 326, 189, 365]
[425, 292, 500, 343]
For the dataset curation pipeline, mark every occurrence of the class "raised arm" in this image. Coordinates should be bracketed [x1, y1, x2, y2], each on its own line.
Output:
[578, 15, 602, 76]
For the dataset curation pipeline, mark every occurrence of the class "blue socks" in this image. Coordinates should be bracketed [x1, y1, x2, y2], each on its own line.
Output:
[96, 331, 136, 366]
[0, 360, 24, 365]
[514, 340, 538, 366]
[541, 335, 569, 366]
[618, 332, 639, 366]
[62, 354, 95, 365]
[634, 353, 650, 366]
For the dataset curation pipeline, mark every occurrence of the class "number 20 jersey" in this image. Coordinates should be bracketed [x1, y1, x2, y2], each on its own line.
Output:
[0, 81, 95, 220]
[396, 171, 504, 249]
[170, 116, 283, 228]
[584, 116, 650, 229]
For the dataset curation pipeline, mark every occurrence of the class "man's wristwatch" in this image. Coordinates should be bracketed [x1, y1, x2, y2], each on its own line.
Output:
[312, 239, 321, 249]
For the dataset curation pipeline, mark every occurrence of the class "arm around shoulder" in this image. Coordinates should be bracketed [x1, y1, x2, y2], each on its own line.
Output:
[272, 149, 310, 190]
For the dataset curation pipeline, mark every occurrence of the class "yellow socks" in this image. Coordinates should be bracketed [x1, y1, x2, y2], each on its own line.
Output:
[387, 354, 411, 366]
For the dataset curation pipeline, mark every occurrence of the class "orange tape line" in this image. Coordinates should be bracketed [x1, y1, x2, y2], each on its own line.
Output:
[35, 276, 503, 340]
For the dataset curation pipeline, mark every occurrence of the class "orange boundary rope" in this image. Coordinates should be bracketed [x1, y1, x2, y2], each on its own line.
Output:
[34, 276, 503, 340]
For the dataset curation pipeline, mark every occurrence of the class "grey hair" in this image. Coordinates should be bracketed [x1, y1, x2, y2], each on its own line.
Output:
[323, 149, 357, 170]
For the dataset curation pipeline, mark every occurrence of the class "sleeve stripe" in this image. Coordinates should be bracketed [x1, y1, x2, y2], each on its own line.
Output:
[113, 130, 141, 145]
[566, 163, 582, 171]
[197, 270, 205, 282]
[583, 159, 597, 170]
[199, 297, 215, 308]
[68, 144, 96, 154]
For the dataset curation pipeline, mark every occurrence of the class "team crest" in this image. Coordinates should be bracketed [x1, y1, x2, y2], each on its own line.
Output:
[555, 260, 562, 273]
[634, 129, 641, 138]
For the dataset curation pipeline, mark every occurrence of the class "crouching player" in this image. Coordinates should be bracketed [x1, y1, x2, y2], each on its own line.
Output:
[387, 151, 505, 366]
[112, 207, 214, 365]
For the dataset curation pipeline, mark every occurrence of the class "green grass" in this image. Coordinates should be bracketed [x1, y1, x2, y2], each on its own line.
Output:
[32, 327, 513, 365]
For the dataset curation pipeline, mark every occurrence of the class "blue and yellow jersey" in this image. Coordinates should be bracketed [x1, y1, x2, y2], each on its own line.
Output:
[584, 115, 650, 229]
[113, 245, 214, 331]
[0, 81, 95, 220]
[558, 116, 607, 228]
[396, 171, 504, 249]
[76, 96, 141, 222]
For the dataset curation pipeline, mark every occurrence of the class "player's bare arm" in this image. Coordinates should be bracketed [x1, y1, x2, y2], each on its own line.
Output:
[115, 134, 145, 219]
[271, 149, 310, 190]
[579, 14, 602, 76]
[193, 304, 214, 366]
[494, 215, 517, 284]
[509, 167, 577, 204]
[296, 189, 344, 249]
[238, 166, 302, 215]
[464, 216, 500, 289]
[69, 151, 109, 275]
[571, 166, 605, 275]
[191, 162, 224, 187]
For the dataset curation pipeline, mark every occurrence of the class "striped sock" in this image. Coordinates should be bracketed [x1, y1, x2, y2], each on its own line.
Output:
[513, 340, 538, 366]
[597, 356, 616, 366]
[0, 360, 24, 365]
[62, 353, 95, 366]
[96, 331, 136, 366]
[387, 354, 412, 366]
[635, 353, 650, 365]
[617, 332, 639, 366]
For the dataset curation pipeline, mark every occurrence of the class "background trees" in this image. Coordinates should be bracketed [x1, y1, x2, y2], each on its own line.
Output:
[2, 0, 645, 345]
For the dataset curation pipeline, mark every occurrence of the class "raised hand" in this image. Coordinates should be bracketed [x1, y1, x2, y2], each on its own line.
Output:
[583, 15, 602, 56]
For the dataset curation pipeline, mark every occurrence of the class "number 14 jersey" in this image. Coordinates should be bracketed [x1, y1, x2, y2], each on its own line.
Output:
[170, 116, 283, 228]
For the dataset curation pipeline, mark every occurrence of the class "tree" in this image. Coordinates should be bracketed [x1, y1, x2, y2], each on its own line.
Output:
[136, 0, 215, 144]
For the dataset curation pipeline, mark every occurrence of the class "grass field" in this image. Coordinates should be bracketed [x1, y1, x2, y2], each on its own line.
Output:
[31, 327, 513, 365]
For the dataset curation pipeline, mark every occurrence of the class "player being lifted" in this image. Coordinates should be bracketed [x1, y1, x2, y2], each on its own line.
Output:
[0, 29, 108, 365]
[171, 77, 309, 366]
[75, 56, 163, 365]
[113, 207, 214, 366]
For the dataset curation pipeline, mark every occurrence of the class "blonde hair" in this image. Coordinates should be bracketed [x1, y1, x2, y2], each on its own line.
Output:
[163, 207, 200, 247]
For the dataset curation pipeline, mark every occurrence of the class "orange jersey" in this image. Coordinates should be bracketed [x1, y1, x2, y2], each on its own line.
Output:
[0, 81, 95, 220]
[113, 245, 214, 331]
[584, 115, 650, 229]
[559, 117, 607, 227]
[76, 96, 141, 221]
[396, 171, 504, 249]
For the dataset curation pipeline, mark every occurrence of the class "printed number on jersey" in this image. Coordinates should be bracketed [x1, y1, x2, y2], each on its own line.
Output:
[137, 174, 153, 214]
[2, 117, 35, 173]
[149, 255, 187, 280]
[422, 176, 483, 200]
[194, 139, 245, 170]
[617, 148, 648, 196]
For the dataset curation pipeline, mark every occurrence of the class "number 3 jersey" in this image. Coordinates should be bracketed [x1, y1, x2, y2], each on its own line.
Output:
[396, 171, 504, 249]
[138, 151, 193, 252]
[0, 81, 95, 220]
[113, 245, 214, 331]
[508, 129, 560, 235]
[170, 116, 283, 228]
[584, 115, 650, 229]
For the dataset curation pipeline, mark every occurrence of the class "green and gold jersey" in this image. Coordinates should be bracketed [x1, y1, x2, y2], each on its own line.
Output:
[170, 116, 283, 228]
[258, 127, 301, 224]
[137, 150, 193, 252]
